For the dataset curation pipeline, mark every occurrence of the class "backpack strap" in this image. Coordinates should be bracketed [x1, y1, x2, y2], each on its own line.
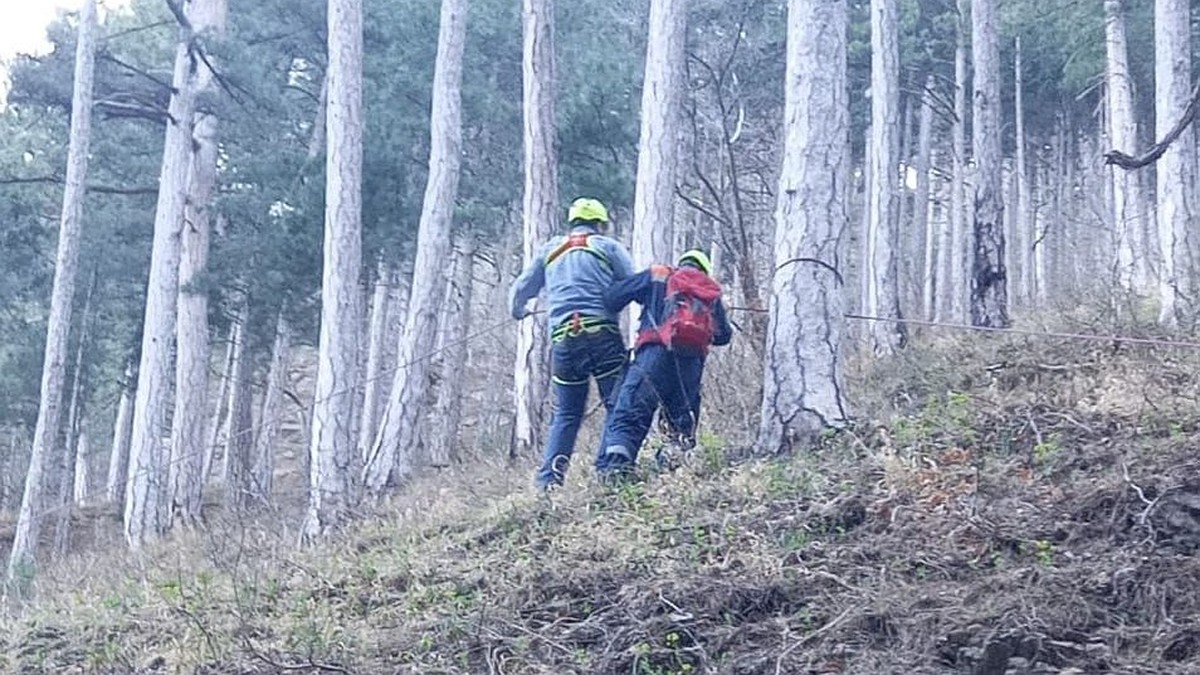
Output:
[650, 264, 673, 281]
[545, 233, 611, 269]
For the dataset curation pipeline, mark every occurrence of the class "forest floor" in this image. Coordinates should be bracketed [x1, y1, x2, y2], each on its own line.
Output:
[3, 323, 1200, 674]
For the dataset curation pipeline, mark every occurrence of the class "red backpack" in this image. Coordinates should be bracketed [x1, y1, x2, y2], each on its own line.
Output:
[657, 267, 722, 355]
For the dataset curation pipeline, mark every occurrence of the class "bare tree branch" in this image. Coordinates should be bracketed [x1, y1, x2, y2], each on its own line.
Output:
[1105, 80, 1200, 170]
[164, 0, 192, 32]
[100, 52, 176, 93]
[0, 175, 156, 195]
[94, 98, 172, 124]
[104, 20, 172, 42]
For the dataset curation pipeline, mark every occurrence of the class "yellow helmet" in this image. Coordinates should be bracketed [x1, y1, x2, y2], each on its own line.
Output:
[568, 197, 609, 225]
[678, 249, 714, 276]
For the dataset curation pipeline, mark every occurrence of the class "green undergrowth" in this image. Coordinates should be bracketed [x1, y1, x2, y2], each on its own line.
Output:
[5, 328, 1200, 673]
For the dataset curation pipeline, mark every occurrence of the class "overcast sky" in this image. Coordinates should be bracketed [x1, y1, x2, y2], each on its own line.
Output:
[0, 0, 131, 97]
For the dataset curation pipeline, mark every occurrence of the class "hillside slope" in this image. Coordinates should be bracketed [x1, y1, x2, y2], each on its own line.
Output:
[4, 333, 1200, 674]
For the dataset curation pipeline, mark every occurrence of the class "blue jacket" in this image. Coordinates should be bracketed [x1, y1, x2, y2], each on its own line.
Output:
[603, 265, 733, 350]
[509, 225, 636, 332]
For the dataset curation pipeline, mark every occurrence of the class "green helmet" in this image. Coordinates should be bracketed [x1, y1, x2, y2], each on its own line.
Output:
[678, 249, 714, 276]
[568, 197, 609, 225]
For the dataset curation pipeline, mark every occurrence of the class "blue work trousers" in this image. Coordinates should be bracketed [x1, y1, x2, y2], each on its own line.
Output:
[537, 329, 628, 488]
[595, 344, 704, 474]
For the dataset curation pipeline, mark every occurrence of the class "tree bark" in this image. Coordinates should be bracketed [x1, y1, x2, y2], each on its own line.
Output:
[125, 0, 225, 550]
[253, 309, 290, 505]
[203, 322, 235, 483]
[72, 422, 90, 505]
[758, 0, 851, 453]
[945, 0, 969, 323]
[169, 0, 225, 525]
[303, 0, 364, 538]
[53, 275, 95, 557]
[630, 0, 687, 337]
[7, 0, 97, 583]
[431, 235, 475, 466]
[916, 77, 936, 321]
[223, 297, 254, 509]
[365, 0, 466, 494]
[1, 432, 13, 514]
[1105, 0, 1148, 294]
[105, 360, 135, 505]
[356, 258, 391, 464]
[968, 0, 1009, 327]
[865, 0, 905, 354]
[1155, 0, 1197, 326]
[1014, 36, 1033, 307]
[512, 0, 557, 460]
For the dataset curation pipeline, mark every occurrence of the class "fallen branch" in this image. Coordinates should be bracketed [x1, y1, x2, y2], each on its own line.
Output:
[1105, 80, 1200, 170]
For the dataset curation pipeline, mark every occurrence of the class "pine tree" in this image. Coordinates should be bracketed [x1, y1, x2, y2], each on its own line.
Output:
[758, 0, 851, 453]
[303, 0, 365, 538]
[512, 0, 557, 460]
[7, 0, 98, 582]
[968, 0, 1008, 327]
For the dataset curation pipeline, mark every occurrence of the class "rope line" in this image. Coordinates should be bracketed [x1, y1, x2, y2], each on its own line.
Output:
[15, 302, 1200, 536]
[725, 305, 1200, 351]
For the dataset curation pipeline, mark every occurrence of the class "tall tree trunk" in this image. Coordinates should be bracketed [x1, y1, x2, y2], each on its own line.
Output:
[7, 0, 97, 583]
[866, 0, 905, 354]
[356, 258, 391, 462]
[303, 0, 364, 538]
[1155, 0, 1197, 326]
[512, 0, 557, 460]
[916, 77, 936, 321]
[1002, 157, 1015, 302]
[365, 0, 466, 494]
[946, 0, 969, 323]
[223, 298, 253, 509]
[253, 309, 290, 505]
[630, 0, 687, 337]
[1, 432, 16, 513]
[169, 0, 225, 525]
[203, 323, 235, 483]
[758, 0, 850, 453]
[1105, 0, 1148, 294]
[105, 361, 135, 505]
[1014, 36, 1033, 307]
[431, 235, 476, 466]
[72, 423, 90, 505]
[125, 0, 225, 549]
[969, 0, 1009, 327]
[858, 127, 872, 318]
[53, 275, 95, 557]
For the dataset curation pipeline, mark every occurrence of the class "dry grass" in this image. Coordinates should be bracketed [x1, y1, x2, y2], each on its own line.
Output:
[5, 322, 1200, 674]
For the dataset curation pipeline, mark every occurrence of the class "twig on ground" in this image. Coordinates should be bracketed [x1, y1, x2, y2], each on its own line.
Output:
[242, 637, 351, 674]
[773, 604, 857, 674]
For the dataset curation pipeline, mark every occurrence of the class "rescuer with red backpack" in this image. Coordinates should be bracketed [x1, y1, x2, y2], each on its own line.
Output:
[595, 249, 732, 479]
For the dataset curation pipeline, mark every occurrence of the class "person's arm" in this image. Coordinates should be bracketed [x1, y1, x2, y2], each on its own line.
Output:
[603, 269, 651, 313]
[712, 299, 734, 346]
[509, 244, 548, 319]
[607, 240, 636, 280]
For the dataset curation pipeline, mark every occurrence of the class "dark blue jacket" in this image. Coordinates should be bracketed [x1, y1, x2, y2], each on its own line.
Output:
[603, 265, 733, 349]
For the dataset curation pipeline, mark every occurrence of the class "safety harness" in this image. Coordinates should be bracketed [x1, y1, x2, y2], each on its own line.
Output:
[545, 231, 618, 344]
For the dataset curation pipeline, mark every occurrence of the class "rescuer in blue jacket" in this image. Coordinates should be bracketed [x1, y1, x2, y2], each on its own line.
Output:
[594, 249, 732, 478]
[510, 198, 635, 491]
